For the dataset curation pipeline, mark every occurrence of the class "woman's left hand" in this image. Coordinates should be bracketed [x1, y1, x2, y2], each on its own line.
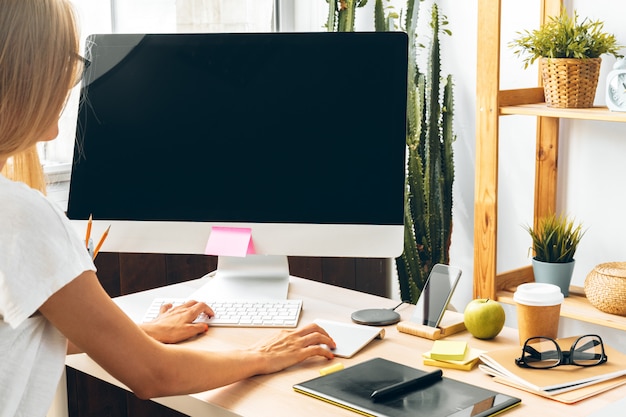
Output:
[140, 300, 214, 344]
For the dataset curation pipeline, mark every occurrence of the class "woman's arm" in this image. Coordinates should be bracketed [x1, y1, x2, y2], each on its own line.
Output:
[40, 271, 335, 399]
[67, 299, 213, 354]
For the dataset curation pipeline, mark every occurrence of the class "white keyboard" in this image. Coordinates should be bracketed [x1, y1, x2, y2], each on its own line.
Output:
[142, 298, 303, 328]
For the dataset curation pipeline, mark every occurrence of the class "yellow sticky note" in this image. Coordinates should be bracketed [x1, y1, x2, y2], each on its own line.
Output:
[430, 340, 468, 361]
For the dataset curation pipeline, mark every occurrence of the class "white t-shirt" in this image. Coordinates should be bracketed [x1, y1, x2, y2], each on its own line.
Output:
[0, 175, 95, 417]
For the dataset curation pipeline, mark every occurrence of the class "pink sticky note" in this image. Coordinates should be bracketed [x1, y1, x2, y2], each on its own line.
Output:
[204, 226, 256, 257]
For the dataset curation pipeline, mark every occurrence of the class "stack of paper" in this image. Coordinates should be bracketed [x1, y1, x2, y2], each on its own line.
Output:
[479, 336, 626, 403]
[423, 340, 484, 371]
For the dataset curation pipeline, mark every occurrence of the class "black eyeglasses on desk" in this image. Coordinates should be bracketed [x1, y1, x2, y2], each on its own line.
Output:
[515, 334, 608, 369]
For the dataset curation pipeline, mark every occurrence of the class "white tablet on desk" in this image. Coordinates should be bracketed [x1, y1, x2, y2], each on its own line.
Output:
[315, 319, 385, 358]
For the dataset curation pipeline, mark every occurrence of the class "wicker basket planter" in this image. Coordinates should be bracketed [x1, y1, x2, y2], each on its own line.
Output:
[540, 57, 601, 108]
[584, 262, 626, 316]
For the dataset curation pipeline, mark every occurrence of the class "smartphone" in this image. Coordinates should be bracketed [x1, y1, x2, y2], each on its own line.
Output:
[410, 264, 462, 328]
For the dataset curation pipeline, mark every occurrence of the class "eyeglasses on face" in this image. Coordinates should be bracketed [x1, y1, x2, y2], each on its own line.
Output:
[515, 334, 608, 369]
[72, 53, 91, 86]
[77, 54, 91, 69]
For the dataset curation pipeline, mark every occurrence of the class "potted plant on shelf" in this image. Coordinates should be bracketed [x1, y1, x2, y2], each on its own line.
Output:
[523, 213, 586, 297]
[510, 7, 623, 108]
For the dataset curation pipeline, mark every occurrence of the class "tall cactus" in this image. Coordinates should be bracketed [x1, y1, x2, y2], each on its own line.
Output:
[325, 0, 455, 303]
[326, 0, 368, 32]
[398, 2, 455, 303]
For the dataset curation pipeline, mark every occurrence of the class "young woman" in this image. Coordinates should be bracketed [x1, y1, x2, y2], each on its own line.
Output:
[0, 1, 335, 415]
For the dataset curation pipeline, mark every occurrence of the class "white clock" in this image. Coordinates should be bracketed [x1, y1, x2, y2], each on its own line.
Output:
[606, 57, 626, 112]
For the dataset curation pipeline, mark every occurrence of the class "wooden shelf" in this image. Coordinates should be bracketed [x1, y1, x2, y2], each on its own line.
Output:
[497, 286, 626, 332]
[500, 103, 626, 122]
[474, 0, 626, 332]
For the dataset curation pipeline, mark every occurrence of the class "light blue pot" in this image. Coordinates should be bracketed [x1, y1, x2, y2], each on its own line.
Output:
[531, 258, 575, 297]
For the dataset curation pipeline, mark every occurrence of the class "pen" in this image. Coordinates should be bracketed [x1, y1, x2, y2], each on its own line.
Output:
[92, 225, 111, 259]
[85, 213, 92, 248]
[370, 369, 443, 402]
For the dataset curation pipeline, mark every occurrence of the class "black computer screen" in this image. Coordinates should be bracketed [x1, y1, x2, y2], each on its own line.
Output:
[67, 32, 408, 226]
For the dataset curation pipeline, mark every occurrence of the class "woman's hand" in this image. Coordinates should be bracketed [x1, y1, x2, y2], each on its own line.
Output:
[140, 300, 214, 344]
[249, 323, 337, 375]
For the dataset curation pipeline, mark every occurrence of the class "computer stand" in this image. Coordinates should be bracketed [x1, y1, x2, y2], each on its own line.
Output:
[191, 255, 291, 301]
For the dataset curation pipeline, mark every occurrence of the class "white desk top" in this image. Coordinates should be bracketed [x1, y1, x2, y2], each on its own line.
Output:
[66, 275, 626, 416]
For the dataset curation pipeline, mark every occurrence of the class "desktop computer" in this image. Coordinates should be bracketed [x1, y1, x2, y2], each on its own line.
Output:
[67, 32, 408, 302]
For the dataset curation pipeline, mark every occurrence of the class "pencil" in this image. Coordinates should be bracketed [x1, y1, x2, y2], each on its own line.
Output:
[92, 225, 110, 259]
[85, 213, 93, 248]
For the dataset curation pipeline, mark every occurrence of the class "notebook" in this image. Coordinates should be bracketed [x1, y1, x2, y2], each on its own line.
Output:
[491, 373, 626, 404]
[294, 357, 521, 417]
[314, 319, 385, 358]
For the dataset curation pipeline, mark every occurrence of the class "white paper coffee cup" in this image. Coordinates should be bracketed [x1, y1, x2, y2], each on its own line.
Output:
[514, 283, 563, 345]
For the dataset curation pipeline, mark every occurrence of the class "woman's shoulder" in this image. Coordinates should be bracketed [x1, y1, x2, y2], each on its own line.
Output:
[1, 175, 52, 210]
[0, 176, 67, 230]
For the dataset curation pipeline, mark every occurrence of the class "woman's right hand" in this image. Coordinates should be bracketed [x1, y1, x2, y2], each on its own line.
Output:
[249, 323, 337, 374]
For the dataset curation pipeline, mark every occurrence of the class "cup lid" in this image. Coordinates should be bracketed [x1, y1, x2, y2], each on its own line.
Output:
[513, 283, 564, 306]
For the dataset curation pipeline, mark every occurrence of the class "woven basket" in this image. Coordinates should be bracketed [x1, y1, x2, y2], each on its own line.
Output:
[540, 57, 601, 108]
[584, 262, 626, 316]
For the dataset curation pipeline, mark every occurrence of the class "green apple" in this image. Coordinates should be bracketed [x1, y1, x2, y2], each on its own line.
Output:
[463, 298, 505, 340]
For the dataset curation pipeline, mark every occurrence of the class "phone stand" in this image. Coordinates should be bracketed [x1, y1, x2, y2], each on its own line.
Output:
[396, 310, 466, 340]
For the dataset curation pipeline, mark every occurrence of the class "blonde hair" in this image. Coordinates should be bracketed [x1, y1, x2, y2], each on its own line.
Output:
[1, 147, 47, 193]
[0, 0, 80, 191]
